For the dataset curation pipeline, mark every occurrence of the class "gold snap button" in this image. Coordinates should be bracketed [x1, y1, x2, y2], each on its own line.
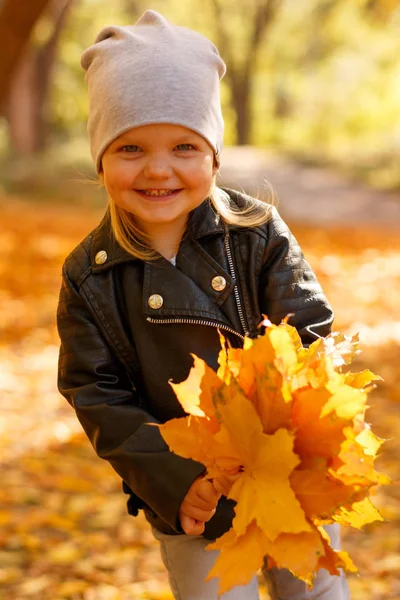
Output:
[148, 294, 164, 309]
[95, 250, 107, 265]
[211, 275, 227, 292]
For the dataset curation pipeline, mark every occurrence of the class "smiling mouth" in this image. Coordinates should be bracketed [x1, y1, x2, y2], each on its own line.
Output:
[136, 189, 183, 197]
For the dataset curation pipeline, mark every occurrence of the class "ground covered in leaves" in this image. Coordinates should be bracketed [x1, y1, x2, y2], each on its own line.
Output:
[1, 197, 399, 600]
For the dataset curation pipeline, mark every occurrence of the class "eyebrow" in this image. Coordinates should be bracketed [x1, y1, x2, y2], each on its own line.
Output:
[115, 134, 199, 145]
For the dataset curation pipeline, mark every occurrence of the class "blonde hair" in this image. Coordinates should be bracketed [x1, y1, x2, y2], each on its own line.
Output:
[108, 177, 276, 261]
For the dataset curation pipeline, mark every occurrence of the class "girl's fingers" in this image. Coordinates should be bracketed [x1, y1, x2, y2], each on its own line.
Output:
[180, 514, 205, 536]
[212, 478, 230, 496]
[212, 473, 241, 497]
[182, 506, 216, 523]
[186, 494, 218, 511]
[196, 478, 221, 504]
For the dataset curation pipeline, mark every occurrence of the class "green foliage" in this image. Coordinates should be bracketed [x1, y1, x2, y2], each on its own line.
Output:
[250, 0, 400, 188]
[5, 0, 400, 189]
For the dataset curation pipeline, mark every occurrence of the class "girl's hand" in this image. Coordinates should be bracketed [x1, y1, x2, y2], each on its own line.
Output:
[179, 476, 221, 535]
[211, 470, 242, 497]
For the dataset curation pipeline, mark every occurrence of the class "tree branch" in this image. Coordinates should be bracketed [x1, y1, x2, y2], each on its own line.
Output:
[0, 0, 51, 106]
[249, 0, 282, 59]
[209, 0, 238, 87]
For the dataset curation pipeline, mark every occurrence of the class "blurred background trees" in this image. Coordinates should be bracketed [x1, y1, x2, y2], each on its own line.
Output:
[0, 0, 399, 192]
[0, 0, 51, 105]
[3, 0, 74, 156]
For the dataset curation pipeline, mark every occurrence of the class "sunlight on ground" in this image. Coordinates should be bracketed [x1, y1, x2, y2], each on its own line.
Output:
[1, 199, 399, 599]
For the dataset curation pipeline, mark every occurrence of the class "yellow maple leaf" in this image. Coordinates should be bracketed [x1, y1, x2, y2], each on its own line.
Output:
[159, 415, 217, 467]
[209, 520, 341, 591]
[217, 332, 242, 383]
[170, 355, 221, 432]
[332, 497, 384, 529]
[345, 369, 383, 390]
[262, 525, 325, 585]
[159, 414, 241, 480]
[278, 318, 303, 352]
[321, 381, 368, 420]
[355, 426, 385, 456]
[169, 355, 207, 417]
[212, 379, 310, 540]
[228, 433, 311, 540]
[294, 339, 337, 390]
[269, 325, 299, 398]
[317, 526, 358, 575]
[206, 521, 269, 596]
[323, 331, 360, 367]
[330, 435, 390, 487]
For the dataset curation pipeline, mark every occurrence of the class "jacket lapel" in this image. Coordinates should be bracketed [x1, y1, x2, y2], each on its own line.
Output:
[89, 199, 238, 326]
[142, 247, 234, 323]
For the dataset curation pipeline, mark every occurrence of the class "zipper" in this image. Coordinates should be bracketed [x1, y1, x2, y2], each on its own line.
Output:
[224, 233, 250, 337]
[146, 232, 249, 341]
[146, 317, 244, 341]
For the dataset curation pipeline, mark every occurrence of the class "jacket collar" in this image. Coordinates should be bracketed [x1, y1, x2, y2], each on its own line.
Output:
[90, 197, 226, 272]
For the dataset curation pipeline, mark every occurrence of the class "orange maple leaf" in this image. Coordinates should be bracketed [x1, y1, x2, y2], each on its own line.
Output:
[290, 468, 360, 521]
[291, 387, 349, 460]
[236, 328, 295, 434]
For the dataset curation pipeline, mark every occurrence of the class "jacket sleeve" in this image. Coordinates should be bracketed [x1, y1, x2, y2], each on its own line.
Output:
[259, 208, 334, 345]
[57, 265, 205, 531]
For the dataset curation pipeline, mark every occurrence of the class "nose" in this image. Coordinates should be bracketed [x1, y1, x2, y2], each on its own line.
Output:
[143, 153, 172, 179]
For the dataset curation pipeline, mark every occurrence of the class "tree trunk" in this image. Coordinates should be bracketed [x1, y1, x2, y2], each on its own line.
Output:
[210, 0, 282, 145]
[7, 50, 38, 155]
[230, 73, 252, 145]
[0, 0, 51, 106]
[6, 0, 74, 156]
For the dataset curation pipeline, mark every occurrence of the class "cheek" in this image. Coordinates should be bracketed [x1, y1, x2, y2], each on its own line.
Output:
[185, 156, 215, 187]
[103, 164, 136, 194]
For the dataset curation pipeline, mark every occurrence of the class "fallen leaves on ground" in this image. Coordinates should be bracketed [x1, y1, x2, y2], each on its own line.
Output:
[0, 196, 399, 599]
[0, 436, 173, 600]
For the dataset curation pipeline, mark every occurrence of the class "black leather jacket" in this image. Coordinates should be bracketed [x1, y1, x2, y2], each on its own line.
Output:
[57, 188, 333, 540]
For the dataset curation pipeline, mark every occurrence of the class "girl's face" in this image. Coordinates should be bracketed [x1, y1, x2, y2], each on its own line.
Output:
[101, 123, 218, 239]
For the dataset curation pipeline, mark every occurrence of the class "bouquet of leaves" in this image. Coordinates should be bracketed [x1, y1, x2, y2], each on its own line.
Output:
[158, 318, 389, 596]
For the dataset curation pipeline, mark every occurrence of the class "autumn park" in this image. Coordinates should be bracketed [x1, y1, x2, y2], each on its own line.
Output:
[1, 1, 400, 599]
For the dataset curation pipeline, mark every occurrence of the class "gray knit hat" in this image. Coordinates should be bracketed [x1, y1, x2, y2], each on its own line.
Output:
[81, 10, 226, 173]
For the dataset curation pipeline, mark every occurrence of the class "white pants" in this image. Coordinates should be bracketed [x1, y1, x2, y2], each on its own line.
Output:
[152, 524, 350, 600]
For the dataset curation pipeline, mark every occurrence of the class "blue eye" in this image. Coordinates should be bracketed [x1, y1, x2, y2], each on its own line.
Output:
[121, 145, 140, 152]
[176, 143, 195, 151]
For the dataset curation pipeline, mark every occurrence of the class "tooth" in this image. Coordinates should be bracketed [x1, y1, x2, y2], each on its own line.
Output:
[144, 190, 173, 196]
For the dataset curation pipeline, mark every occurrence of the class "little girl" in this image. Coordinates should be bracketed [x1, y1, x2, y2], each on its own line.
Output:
[57, 10, 350, 599]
